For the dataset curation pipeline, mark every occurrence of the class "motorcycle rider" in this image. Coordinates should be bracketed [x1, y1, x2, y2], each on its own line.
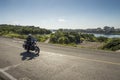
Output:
[23, 34, 39, 55]
[26, 34, 35, 51]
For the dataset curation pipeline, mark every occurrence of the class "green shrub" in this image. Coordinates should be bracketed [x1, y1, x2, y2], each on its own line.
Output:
[50, 34, 58, 43]
[58, 36, 70, 44]
[68, 35, 76, 43]
[97, 36, 108, 42]
[80, 34, 96, 42]
[50, 31, 81, 44]
[102, 38, 120, 51]
[36, 35, 49, 42]
[80, 38, 84, 43]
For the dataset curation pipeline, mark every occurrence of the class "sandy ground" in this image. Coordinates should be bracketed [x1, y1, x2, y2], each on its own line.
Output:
[78, 41, 104, 49]
[116, 50, 120, 52]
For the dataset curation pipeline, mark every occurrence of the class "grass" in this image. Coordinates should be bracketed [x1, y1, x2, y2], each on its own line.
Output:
[1, 33, 50, 43]
[2, 33, 27, 39]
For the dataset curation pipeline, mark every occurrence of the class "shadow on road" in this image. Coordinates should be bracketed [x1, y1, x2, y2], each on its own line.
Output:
[20, 52, 39, 60]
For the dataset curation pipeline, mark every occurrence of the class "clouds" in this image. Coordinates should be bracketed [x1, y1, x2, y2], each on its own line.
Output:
[58, 18, 66, 22]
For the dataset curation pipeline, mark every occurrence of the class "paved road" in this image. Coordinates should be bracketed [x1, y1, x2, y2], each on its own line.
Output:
[0, 37, 120, 80]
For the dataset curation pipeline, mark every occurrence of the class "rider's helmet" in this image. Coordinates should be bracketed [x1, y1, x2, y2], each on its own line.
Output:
[28, 34, 32, 37]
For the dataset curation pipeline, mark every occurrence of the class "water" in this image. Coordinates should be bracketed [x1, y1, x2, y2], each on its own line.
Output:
[51, 30, 120, 38]
[92, 33, 120, 38]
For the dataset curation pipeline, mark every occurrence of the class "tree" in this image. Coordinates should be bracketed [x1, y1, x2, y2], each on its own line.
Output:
[0, 24, 51, 35]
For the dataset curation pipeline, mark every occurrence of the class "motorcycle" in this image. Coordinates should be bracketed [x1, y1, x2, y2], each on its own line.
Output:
[23, 40, 40, 56]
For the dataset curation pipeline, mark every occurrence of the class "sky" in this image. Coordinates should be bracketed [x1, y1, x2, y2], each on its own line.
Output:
[0, 0, 120, 29]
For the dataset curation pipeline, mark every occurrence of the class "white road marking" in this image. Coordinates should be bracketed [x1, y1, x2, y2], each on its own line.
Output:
[2, 63, 21, 71]
[18, 77, 31, 80]
[0, 61, 28, 80]
[0, 69, 17, 80]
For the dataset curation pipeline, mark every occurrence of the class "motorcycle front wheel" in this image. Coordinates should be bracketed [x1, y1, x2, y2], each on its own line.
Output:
[35, 46, 40, 56]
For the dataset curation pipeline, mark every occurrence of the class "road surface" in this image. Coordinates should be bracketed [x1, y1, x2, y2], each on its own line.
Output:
[0, 37, 120, 80]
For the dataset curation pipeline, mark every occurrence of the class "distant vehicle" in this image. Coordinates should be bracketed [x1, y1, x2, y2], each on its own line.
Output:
[23, 39, 40, 56]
